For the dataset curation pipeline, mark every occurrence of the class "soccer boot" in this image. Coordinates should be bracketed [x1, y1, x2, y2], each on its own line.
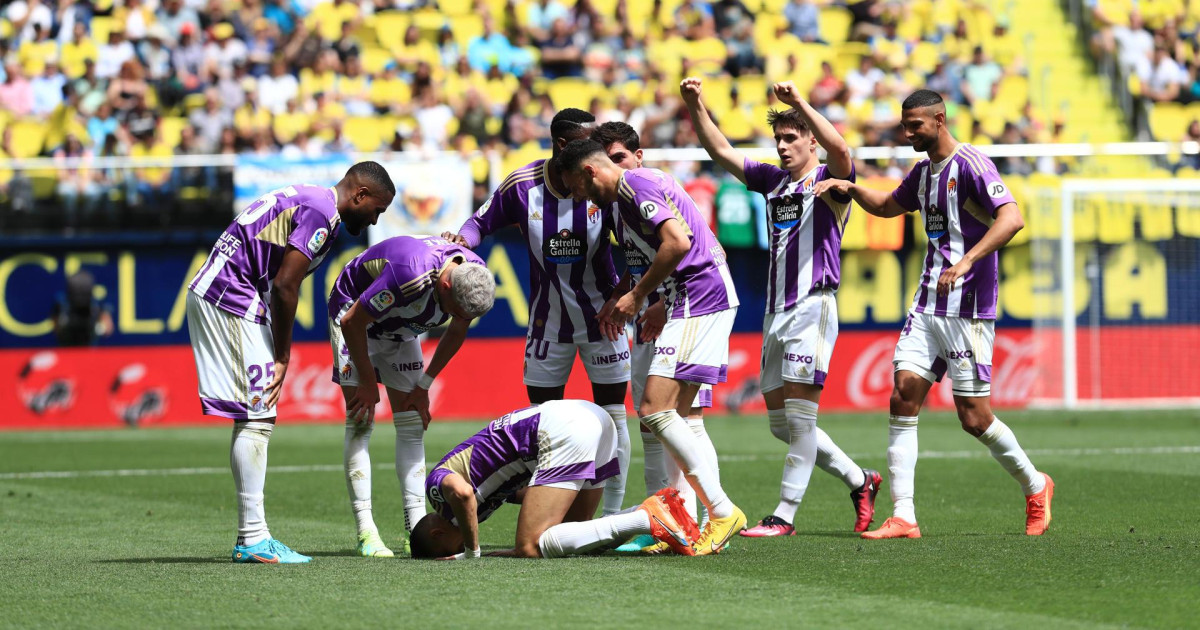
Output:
[654, 488, 701, 542]
[1025, 473, 1055, 535]
[397, 530, 412, 555]
[692, 505, 747, 555]
[850, 469, 883, 532]
[639, 492, 696, 556]
[739, 514, 795, 538]
[639, 541, 671, 555]
[232, 538, 312, 564]
[861, 517, 921, 539]
[356, 531, 395, 558]
[615, 534, 657, 553]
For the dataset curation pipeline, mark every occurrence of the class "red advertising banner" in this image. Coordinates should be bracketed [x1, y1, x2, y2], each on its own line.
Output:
[3, 326, 1196, 430]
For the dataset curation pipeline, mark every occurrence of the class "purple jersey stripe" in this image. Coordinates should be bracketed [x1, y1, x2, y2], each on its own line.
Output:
[914, 165, 934, 312]
[933, 169, 953, 315]
[783, 226, 800, 310]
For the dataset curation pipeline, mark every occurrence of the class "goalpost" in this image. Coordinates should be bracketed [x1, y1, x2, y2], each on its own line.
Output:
[1046, 179, 1200, 409]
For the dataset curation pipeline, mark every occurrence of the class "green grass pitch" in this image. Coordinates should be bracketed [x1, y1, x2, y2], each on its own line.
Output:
[2, 409, 1198, 628]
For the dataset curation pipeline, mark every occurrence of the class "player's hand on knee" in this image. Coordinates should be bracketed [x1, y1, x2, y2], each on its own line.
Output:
[638, 301, 666, 342]
[263, 359, 289, 408]
[409, 387, 432, 429]
[348, 383, 379, 424]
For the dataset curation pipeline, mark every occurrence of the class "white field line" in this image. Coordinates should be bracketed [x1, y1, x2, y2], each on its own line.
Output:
[1, 445, 1198, 481]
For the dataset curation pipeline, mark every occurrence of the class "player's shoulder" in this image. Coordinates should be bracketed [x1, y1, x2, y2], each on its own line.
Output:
[498, 160, 546, 194]
[292, 184, 339, 222]
[955, 144, 1001, 178]
[619, 167, 667, 193]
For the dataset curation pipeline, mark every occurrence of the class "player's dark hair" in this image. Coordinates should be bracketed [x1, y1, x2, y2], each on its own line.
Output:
[409, 514, 441, 559]
[346, 160, 396, 195]
[765, 109, 811, 135]
[902, 89, 945, 111]
[549, 108, 596, 141]
[556, 138, 606, 173]
[590, 121, 640, 152]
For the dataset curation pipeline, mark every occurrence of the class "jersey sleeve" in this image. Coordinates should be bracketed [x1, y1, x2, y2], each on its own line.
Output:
[962, 154, 1017, 217]
[458, 173, 522, 247]
[742, 157, 788, 195]
[890, 162, 924, 213]
[357, 261, 433, 320]
[817, 161, 856, 204]
[618, 171, 675, 233]
[287, 201, 334, 260]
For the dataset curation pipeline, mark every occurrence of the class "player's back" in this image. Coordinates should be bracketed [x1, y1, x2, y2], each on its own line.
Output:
[191, 184, 340, 324]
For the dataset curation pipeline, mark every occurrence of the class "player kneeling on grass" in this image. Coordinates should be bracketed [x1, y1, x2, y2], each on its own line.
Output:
[410, 400, 699, 559]
[329, 235, 495, 558]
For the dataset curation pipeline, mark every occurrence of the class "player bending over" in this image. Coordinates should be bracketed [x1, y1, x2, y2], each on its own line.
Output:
[443, 109, 633, 520]
[588, 122, 718, 553]
[328, 235, 496, 557]
[409, 400, 698, 559]
[682, 76, 882, 537]
[813, 89, 1054, 538]
[186, 162, 396, 563]
[559, 139, 747, 555]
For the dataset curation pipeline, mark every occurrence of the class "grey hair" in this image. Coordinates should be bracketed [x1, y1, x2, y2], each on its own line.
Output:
[450, 262, 495, 318]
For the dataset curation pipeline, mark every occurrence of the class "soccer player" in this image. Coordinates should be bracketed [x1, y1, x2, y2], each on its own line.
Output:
[327, 235, 496, 557]
[813, 89, 1054, 538]
[588, 122, 717, 552]
[443, 109, 633, 518]
[558, 139, 747, 555]
[681, 76, 882, 537]
[185, 162, 396, 563]
[409, 400, 698, 559]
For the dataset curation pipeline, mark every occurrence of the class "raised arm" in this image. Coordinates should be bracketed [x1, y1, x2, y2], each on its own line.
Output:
[772, 81, 853, 178]
[680, 76, 748, 183]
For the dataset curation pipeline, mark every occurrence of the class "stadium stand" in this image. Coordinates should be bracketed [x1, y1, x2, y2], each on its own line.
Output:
[0, 0, 1192, 233]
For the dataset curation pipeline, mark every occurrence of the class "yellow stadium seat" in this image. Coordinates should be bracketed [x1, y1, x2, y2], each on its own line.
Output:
[818, 6, 852, 45]
[343, 117, 382, 152]
[1149, 103, 1188, 141]
[374, 12, 411, 50]
[470, 155, 490, 183]
[910, 41, 941, 74]
[718, 106, 755, 142]
[753, 13, 788, 54]
[439, 0, 473, 15]
[411, 9, 446, 33]
[90, 16, 116, 43]
[159, 117, 187, 149]
[361, 46, 393, 75]
[546, 77, 598, 110]
[735, 75, 768, 107]
[9, 120, 45, 158]
[451, 15, 484, 49]
[686, 37, 727, 75]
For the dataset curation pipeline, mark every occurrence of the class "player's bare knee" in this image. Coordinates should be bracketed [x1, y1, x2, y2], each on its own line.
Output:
[956, 405, 992, 437]
[889, 388, 921, 417]
[515, 540, 543, 558]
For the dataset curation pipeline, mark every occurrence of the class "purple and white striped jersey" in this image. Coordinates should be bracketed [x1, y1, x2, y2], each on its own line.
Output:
[615, 168, 739, 319]
[743, 158, 854, 314]
[457, 159, 618, 343]
[190, 184, 341, 325]
[327, 235, 485, 341]
[891, 143, 1016, 319]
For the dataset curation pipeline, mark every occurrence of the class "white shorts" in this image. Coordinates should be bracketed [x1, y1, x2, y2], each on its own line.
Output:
[530, 400, 619, 491]
[522, 334, 631, 388]
[185, 291, 276, 420]
[893, 311, 994, 397]
[329, 306, 423, 392]
[760, 289, 839, 393]
[631, 340, 712, 414]
[646, 307, 736, 385]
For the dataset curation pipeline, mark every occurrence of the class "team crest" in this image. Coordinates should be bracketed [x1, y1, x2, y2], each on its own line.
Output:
[341, 363, 353, 379]
[249, 394, 265, 412]
[802, 177, 815, 191]
[639, 201, 657, 220]
[947, 178, 957, 193]
[587, 204, 602, 223]
[402, 180, 445, 222]
[307, 228, 329, 254]
[369, 290, 396, 311]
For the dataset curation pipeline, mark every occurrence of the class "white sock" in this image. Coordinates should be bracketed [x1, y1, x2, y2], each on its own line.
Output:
[978, 417, 1045, 495]
[538, 510, 651, 558]
[772, 399, 818, 524]
[816, 427, 866, 489]
[393, 410, 427, 533]
[887, 415, 919, 523]
[601, 404, 630, 515]
[642, 409, 733, 519]
[664, 448, 698, 525]
[640, 430, 668, 496]
[688, 417, 717, 528]
[231, 421, 273, 546]
[343, 416, 377, 535]
[767, 407, 788, 444]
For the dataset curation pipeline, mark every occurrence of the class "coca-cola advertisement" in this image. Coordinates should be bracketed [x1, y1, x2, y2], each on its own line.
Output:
[3, 327, 1196, 429]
